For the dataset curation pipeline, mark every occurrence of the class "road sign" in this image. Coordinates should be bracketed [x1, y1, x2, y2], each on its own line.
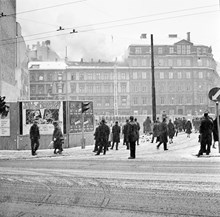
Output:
[208, 87, 220, 102]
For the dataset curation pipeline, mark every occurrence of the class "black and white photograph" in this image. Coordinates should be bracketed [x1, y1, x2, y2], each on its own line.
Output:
[0, 0, 220, 216]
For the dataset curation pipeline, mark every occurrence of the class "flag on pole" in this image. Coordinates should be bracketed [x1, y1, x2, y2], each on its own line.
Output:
[168, 34, 177, 38]
[140, 33, 147, 39]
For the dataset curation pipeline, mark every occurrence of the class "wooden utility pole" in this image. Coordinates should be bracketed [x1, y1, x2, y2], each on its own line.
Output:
[151, 34, 156, 122]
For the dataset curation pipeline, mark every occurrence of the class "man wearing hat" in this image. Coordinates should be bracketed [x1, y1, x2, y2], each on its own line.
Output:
[52, 121, 64, 154]
[29, 120, 40, 156]
[197, 111, 213, 157]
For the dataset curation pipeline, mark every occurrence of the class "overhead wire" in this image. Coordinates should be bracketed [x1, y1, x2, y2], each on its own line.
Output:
[0, 6, 219, 47]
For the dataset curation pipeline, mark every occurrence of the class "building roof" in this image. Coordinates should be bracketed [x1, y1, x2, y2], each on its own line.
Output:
[28, 61, 67, 70]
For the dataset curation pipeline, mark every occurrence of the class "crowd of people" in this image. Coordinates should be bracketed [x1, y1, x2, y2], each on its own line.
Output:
[29, 112, 219, 158]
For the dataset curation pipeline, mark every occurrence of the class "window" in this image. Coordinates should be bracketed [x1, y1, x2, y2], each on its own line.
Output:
[87, 73, 92, 80]
[135, 47, 142, 54]
[103, 73, 109, 80]
[168, 59, 173, 67]
[182, 45, 186, 54]
[142, 97, 147, 105]
[186, 45, 191, 54]
[71, 73, 76, 80]
[177, 45, 181, 54]
[134, 85, 139, 92]
[30, 85, 36, 94]
[121, 96, 127, 105]
[169, 47, 174, 54]
[142, 72, 147, 79]
[79, 73, 84, 80]
[177, 72, 182, 79]
[141, 59, 147, 66]
[104, 97, 110, 106]
[186, 84, 191, 91]
[177, 96, 183, 104]
[199, 72, 203, 79]
[170, 97, 174, 105]
[87, 84, 93, 93]
[121, 83, 127, 93]
[58, 74, 63, 80]
[177, 59, 182, 66]
[133, 72, 138, 79]
[30, 73, 36, 81]
[186, 59, 191, 66]
[158, 59, 164, 66]
[160, 72, 164, 79]
[103, 84, 110, 93]
[132, 59, 138, 66]
[95, 84, 101, 93]
[142, 85, 147, 92]
[79, 84, 85, 93]
[38, 73, 44, 81]
[47, 73, 52, 81]
[202, 48, 207, 54]
[160, 97, 165, 105]
[186, 97, 192, 104]
[121, 72, 126, 80]
[133, 97, 138, 105]
[158, 47, 163, 54]
[96, 72, 101, 80]
[38, 85, 44, 94]
[186, 72, 191, 79]
[169, 72, 173, 79]
[70, 83, 76, 93]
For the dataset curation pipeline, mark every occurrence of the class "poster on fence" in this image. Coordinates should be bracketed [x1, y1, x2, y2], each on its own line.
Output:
[22, 101, 63, 135]
[0, 110, 10, 136]
[69, 101, 94, 133]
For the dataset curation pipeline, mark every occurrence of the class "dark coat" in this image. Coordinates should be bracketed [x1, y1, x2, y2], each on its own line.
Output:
[112, 124, 121, 143]
[122, 123, 129, 142]
[30, 123, 40, 140]
[152, 122, 160, 137]
[143, 117, 151, 134]
[213, 116, 220, 142]
[98, 122, 110, 142]
[167, 121, 175, 138]
[199, 116, 213, 145]
[185, 121, 192, 134]
[128, 121, 138, 142]
[52, 126, 64, 149]
[158, 121, 168, 143]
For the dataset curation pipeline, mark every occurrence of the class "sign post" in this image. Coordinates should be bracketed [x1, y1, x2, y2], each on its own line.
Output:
[209, 87, 220, 153]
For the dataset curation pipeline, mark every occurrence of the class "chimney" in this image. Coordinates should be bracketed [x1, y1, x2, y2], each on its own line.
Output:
[187, 32, 190, 42]
[80, 58, 83, 63]
[91, 58, 93, 63]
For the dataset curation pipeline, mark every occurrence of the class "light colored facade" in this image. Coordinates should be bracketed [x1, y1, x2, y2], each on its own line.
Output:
[29, 37, 220, 116]
[0, 0, 29, 101]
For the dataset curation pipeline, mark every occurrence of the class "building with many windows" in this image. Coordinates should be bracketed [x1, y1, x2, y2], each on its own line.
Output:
[29, 35, 220, 117]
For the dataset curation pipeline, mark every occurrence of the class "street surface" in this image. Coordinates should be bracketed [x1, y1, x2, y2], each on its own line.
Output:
[0, 132, 220, 217]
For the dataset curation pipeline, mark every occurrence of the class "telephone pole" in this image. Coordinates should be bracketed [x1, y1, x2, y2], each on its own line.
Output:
[151, 34, 156, 122]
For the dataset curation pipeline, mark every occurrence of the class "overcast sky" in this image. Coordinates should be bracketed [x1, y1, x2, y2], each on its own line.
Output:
[17, 0, 220, 62]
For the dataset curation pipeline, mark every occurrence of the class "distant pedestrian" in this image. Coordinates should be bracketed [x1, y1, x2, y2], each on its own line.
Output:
[167, 119, 175, 144]
[52, 121, 64, 154]
[93, 123, 100, 152]
[134, 118, 140, 145]
[96, 119, 110, 155]
[212, 115, 220, 149]
[151, 118, 160, 143]
[128, 116, 138, 159]
[143, 116, 152, 135]
[157, 118, 168, 151]
[111, 121, 121, 150]
[122, 119, 130, 149]
[196, 112, 213, 157]
[185, 119, 192, 138]
[29, 120, 40, 156]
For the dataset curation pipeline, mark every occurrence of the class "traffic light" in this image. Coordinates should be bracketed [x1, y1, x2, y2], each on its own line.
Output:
[0, 96, 9, 117]
[81, 102, 90, 113]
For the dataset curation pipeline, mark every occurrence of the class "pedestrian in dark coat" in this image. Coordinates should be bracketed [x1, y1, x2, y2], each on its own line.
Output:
[122, 119, 130, 149]
[143, 116, 152, 135]
[212, 115, 220, 149]
[167, 119, 175, 144]
[29, 121, 40, 156]
[157, 118, 168, 151]
[197, 112, 214, 157]
[93, 123, 100, 152]
[134, 118, 140, 145]
[96, 119, 110, 155]
[111, 121, 121, 150]
[52, 121, 64, 154]
[151, 118, 160, 143]
[185, 119, 192, 137]
[128, 116, 138, 159]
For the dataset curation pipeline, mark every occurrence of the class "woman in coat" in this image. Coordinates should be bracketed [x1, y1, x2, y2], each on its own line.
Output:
[157, 118, 168, 151]
[167, 119, 175, 144]
[185, 119, 192, 138]
[52, 121, 64, 154]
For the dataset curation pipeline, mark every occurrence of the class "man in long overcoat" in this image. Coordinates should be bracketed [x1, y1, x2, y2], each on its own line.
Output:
[128, 116, 138, 159]
[197, 112, 213, 157]
[156, 118, 168, 151]
[29, 120, 40, 156]
[111, 121, 121, 150]
[52, 121, 64, 154]
[122, 119, 130, 149]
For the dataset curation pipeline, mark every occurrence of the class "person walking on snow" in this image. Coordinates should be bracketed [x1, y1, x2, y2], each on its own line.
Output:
[29, 120, 40, 156]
